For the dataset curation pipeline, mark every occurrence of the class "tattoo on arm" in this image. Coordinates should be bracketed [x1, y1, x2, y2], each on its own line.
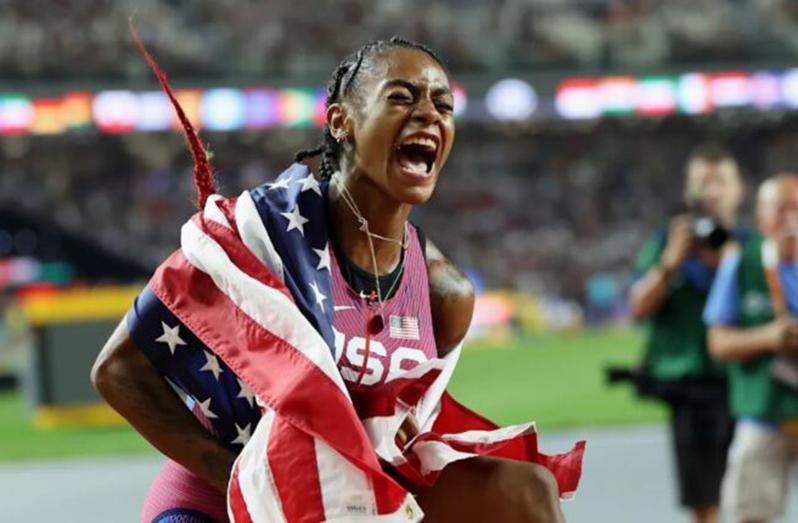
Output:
[426, 239, 475, 355]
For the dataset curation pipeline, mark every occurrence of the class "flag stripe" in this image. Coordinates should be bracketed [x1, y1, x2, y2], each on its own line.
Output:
[267, 417, 326, 523]
[232, 408, 286, 523]
[228, 462, 255, 523]
[153, 247, 384, 474]
[235, 191, 286, 282]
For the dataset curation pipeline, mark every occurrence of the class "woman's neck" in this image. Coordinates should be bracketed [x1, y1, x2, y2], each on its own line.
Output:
[328, 169, 410, 276]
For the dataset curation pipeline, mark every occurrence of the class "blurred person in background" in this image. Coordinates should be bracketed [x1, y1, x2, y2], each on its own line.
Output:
[704, 174, 798, 523]
[629, 145, 744, 523]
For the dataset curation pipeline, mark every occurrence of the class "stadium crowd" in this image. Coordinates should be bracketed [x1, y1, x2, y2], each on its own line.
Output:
[4, 117, 798, 306]
[2, 0, 798, 81]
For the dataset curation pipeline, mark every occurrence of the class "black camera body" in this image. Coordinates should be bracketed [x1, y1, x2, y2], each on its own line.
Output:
[691, 214, 729, 250]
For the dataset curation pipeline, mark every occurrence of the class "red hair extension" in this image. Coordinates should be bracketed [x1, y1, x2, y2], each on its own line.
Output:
[128, 18, 216, 210]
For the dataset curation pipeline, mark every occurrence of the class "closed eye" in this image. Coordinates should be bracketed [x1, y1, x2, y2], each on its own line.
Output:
[388, 93, 413, 103]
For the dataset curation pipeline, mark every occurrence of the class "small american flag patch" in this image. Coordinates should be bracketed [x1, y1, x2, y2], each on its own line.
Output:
[389, 315, 420, 340]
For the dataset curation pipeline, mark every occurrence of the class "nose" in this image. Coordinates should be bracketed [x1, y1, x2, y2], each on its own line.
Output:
[412, 97, 441, 125]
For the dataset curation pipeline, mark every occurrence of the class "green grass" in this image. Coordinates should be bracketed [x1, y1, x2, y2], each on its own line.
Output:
[0, 392, 154, 462]
[0, 327, 664, 462]
[448, 327, 666, 430]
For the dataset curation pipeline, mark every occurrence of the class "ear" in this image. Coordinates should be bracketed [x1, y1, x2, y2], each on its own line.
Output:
[326, 103, 353, 142]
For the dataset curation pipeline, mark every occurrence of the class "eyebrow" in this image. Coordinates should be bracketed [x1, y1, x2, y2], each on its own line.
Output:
[383, 79, 453, 98]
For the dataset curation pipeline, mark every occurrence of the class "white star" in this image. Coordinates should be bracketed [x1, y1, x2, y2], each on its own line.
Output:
[236, 377, 256, 408]
[199, 351, 224, 381]
[155, 322, 187, 355]
[232, 423, 252, 446]
[197, 397, 218, 419]
[313, 242, 331, 272]
[280, 205, 309, 236]
[296, 174, 322, 196]
[309, 281, 327, 312]
[268, 175, 292, 191]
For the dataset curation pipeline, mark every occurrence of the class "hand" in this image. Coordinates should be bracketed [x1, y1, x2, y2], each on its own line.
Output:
[660, 215, 694, 274]
[396, 412, 420, 448]
[776, 318, 798, 353]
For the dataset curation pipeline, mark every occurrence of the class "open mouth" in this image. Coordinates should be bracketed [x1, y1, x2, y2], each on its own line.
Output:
[395, 135, 439, 177]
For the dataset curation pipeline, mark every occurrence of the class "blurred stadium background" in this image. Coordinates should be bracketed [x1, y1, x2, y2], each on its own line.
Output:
[5, 0, 798, 521]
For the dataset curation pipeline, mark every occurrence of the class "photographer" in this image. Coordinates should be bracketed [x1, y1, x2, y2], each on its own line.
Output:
[629, 145, 744, 523]
[704, 175, 798, 523]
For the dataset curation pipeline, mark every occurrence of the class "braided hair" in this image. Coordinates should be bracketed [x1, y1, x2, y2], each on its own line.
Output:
[294, 37, 447, 180]
[130, 19, 216, 210]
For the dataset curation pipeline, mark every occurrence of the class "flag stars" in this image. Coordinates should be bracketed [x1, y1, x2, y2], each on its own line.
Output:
[280, 205, 309, 236]
[199, 351, 224, 381]
[313, 242, 331, 272]
[268, 175, 293, 191]
[197, 397, 219, 419]
[309, 281, 327, 312]
[297, 174, 322, 196]
[155, 322, 187, 355]
[236, 377, 256, 408]
[232, 423, 252, 446]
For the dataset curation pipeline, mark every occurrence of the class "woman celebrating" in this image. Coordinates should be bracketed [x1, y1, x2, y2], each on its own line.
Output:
[92, 35, 583, 523]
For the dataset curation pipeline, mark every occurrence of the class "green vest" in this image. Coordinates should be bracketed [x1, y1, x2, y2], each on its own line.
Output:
[731, 233, 798, 420]
[636, 231, 724, 380]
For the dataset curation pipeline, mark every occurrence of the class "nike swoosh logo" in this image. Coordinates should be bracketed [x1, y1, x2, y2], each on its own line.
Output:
[334, 305, 357, 312]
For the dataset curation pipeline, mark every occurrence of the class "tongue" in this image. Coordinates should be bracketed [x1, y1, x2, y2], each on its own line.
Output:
[397, 151, 428, 175]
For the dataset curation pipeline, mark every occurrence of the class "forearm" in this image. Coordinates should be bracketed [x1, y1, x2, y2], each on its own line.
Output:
[708, 324, 779, 362]
[629, 266, 673, 320]
[92, 322, 236, 491]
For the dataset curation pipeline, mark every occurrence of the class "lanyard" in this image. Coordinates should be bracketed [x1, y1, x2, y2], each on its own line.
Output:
[762, 238, 789, 318]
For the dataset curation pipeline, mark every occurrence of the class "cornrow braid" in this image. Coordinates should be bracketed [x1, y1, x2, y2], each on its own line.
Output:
[129, 19, 216, 211]
[294, 37, 447, 181]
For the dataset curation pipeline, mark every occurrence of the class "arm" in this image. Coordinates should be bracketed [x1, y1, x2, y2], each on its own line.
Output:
[425, 239, 475, 357]
[91, 319, 236, 492]
[707, 321, 792, 362]
[629, 216, 693, 321]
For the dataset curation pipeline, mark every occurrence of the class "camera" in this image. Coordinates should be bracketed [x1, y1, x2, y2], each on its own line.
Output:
[691, 214, 729, 250]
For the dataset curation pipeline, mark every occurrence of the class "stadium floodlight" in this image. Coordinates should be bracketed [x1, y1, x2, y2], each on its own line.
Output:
[0, 94, 34, 134]
[555, 79, 601, 120]
[137, 92, 173, 132]
[709, 72, 751, 108]
[202, 89, 247, 131]
[781, 69, 798, 109]
[677, 73, 712, 115]
[92, 90, 139, 133]
[485, 79, 537, 121]
[750, 72, 782, 109]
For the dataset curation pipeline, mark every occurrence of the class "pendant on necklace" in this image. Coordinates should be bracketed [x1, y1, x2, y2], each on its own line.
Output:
[366, 290, 385, 334]
[369, 314, 384, 334]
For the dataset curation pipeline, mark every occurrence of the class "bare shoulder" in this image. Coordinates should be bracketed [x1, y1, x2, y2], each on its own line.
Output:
[425, 238, 475, 357]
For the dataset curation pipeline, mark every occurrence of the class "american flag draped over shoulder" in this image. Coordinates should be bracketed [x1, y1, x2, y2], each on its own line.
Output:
[133, 164, 585, 522]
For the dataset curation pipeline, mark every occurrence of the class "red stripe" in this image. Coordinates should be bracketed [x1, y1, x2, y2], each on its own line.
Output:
[228, 463, 254, 523]
[350, 366, 441, 419]
[151, 251, 382, 472]
[267, 417, 325, 523]
[191, 213, 293, 303]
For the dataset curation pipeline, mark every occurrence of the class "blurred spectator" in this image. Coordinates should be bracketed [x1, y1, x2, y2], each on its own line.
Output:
[628, 145, 744, 523]
[0, 0, 796, 81]
[704, 174, 798, 522]
[6, 116, 798, 309]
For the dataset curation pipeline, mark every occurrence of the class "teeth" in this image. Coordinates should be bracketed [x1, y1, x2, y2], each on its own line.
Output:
[401, 136, 437, 151]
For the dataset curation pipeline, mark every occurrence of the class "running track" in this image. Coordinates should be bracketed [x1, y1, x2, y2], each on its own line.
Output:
[1, 424, 796, 522]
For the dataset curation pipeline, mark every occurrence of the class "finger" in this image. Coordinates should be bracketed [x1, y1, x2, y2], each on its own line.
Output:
[396, 428, 407, 446]
[404, 423, 419, 441]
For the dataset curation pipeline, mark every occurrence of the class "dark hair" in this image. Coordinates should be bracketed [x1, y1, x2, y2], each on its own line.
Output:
[687, 143, 737, 166]
[294, 37, 447, 181]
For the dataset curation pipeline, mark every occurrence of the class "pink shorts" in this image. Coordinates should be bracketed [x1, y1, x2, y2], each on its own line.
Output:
[141, 459, 228, 523]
